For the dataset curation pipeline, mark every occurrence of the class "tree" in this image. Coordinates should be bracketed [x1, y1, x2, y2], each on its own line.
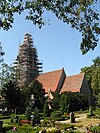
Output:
[60, 92, 88, 113]
[1, 80, 22, 113]
[43, 100, 49, 117]
[20, 84, 32, 112]
[0, 43, 5, 63]
[81, 56, 100, 107]
[0, 0, 100, 54]
[30, 79, 45, 110]
[60, 93, 69, 113]
[51, 93, 60, 110]
[0, 63, 18, 86]
[25, 106, 32, 120]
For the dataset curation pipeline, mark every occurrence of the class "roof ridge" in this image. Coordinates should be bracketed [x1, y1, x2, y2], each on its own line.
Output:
[67, 72, 85, 77]
[40, 68, 64, 75]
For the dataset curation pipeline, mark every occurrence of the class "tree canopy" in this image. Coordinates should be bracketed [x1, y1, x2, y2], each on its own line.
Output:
[30, 80, 45, 110]
[1, 80, 22, 113]
[0, 0, 100, 54]
[81, 56, 100, 107]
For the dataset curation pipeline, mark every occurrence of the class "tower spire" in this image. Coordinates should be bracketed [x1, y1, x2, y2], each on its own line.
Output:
[14, 33, 42, 87]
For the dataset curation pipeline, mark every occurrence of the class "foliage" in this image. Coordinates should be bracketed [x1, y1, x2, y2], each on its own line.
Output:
[20, 84, 32, 113]
[1, 80, 23, 113]
[5, 126, 40, 133]
[43, 100, 49, 117]
[0, 63, 19, 85]
[25, 106, 32, 120]
[90, 125, 100, 133]
[60, 92, 88, 113]
[46, 127, 61, 133]
[51, 93, 60, 110]
[29, 80, 45, 110]
[0, 0, 100, 54]
[2, 125, 13, 132]
[95, 107, 100, 116]
[60, 93, 69, 113]
[34, 107, 39, 118]
[0, 43, 5, 63]
[51, 110, 62, 119]
[0, 115, 10, 119]
[81, 56, 100, 107]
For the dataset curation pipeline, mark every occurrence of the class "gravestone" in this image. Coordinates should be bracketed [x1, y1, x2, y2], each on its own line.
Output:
[89, 108, 93, 116]
[70, 112, 75, 123]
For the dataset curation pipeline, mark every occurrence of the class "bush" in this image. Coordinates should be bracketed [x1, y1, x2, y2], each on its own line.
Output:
[25, 106, 32, 120]
[95, 107, 100, 116]
[51, 110, 62, 119]
[90, 125, 100, 133]
[46, 127, 61, 133]
[43, 101, 49, 117]
[0, 115, 10, 119]
[2, 125, 13, 132]
[6, 126, 40, 133]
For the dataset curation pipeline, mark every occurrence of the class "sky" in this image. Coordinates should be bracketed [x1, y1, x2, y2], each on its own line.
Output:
[0, 2, 100, 76]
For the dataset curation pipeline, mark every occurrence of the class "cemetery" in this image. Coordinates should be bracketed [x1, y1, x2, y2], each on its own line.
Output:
[0, 34, 100, 133]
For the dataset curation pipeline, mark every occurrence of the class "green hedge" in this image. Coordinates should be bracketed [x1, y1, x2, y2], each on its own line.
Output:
[2, 125, 13, 132]
[90, 125, 100, 133]
[0, 115, 10, 119]
[5, 126, 40, 133]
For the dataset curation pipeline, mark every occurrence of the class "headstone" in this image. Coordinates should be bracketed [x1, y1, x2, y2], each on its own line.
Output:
[31, 117, 35, 127]
[0, 121, 3, 133]
[89, 108, 93, 116]
[70, 112, 75, 123]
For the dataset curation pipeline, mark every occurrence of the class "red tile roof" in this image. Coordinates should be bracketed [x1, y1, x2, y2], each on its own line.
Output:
[37, 68, 65, 93]
[60, 73, 85, 93]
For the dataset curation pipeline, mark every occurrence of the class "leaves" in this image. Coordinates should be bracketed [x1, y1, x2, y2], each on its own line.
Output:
[0, 0, 99, 54]
[81, 56, 100, 107]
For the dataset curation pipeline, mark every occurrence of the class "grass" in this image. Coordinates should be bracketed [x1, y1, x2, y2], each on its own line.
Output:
[1, 111, 100, 133]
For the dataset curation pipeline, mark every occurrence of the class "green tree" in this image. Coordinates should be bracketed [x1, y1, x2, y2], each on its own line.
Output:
[20, 84, 32, 112]
[1, 80, 22, 113]
[0, 0, 100, 54]
[0, 43, 5, 63]
[43, 100, 49, 117]
[0, 63, 18, 86]
[30, 79, 45, 110]
[51, 93, 60, 110]
[60, 94, 69, 113]
[34, 107, 39, 118]
[25, 106, 32, 120]
[81, 56, 100, 107]
[60, 92, 88, 113]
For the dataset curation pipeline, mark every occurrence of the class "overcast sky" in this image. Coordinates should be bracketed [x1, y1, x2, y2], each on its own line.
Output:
[0, 2, 100, 76]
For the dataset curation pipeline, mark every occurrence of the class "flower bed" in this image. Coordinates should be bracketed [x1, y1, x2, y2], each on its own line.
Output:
[20, 120, 31, 125]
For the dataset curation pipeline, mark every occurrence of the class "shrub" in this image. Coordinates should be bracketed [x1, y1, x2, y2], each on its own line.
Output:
[25, 106, 32, 120]
[2, 125, 13, 132]
[43, 100, 49, 117]
[46, 127, 61, 133]
[0, 115, 10, 119]
[6, 126, 40, 133]
[51, 110, 62, 119]
[90, 125, 100, 133]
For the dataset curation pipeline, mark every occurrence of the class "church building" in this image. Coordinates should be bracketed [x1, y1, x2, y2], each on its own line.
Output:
[14, 33, 92, 105]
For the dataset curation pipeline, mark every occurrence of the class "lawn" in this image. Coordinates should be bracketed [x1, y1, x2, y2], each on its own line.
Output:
[1, 112, 100, 133]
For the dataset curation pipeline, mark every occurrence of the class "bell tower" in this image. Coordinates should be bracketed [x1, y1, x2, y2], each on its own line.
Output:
[14, 33, 42, 86]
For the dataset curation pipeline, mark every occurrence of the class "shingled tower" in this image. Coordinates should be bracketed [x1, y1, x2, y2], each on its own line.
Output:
[14, 33, 42, 86]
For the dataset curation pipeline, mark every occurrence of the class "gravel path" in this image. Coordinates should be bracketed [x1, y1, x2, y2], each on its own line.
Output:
[56, 113, 100, 132]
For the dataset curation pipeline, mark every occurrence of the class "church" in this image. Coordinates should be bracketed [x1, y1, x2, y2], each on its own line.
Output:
[37, 68, 92, 105]
[14, 33, 92, 105]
